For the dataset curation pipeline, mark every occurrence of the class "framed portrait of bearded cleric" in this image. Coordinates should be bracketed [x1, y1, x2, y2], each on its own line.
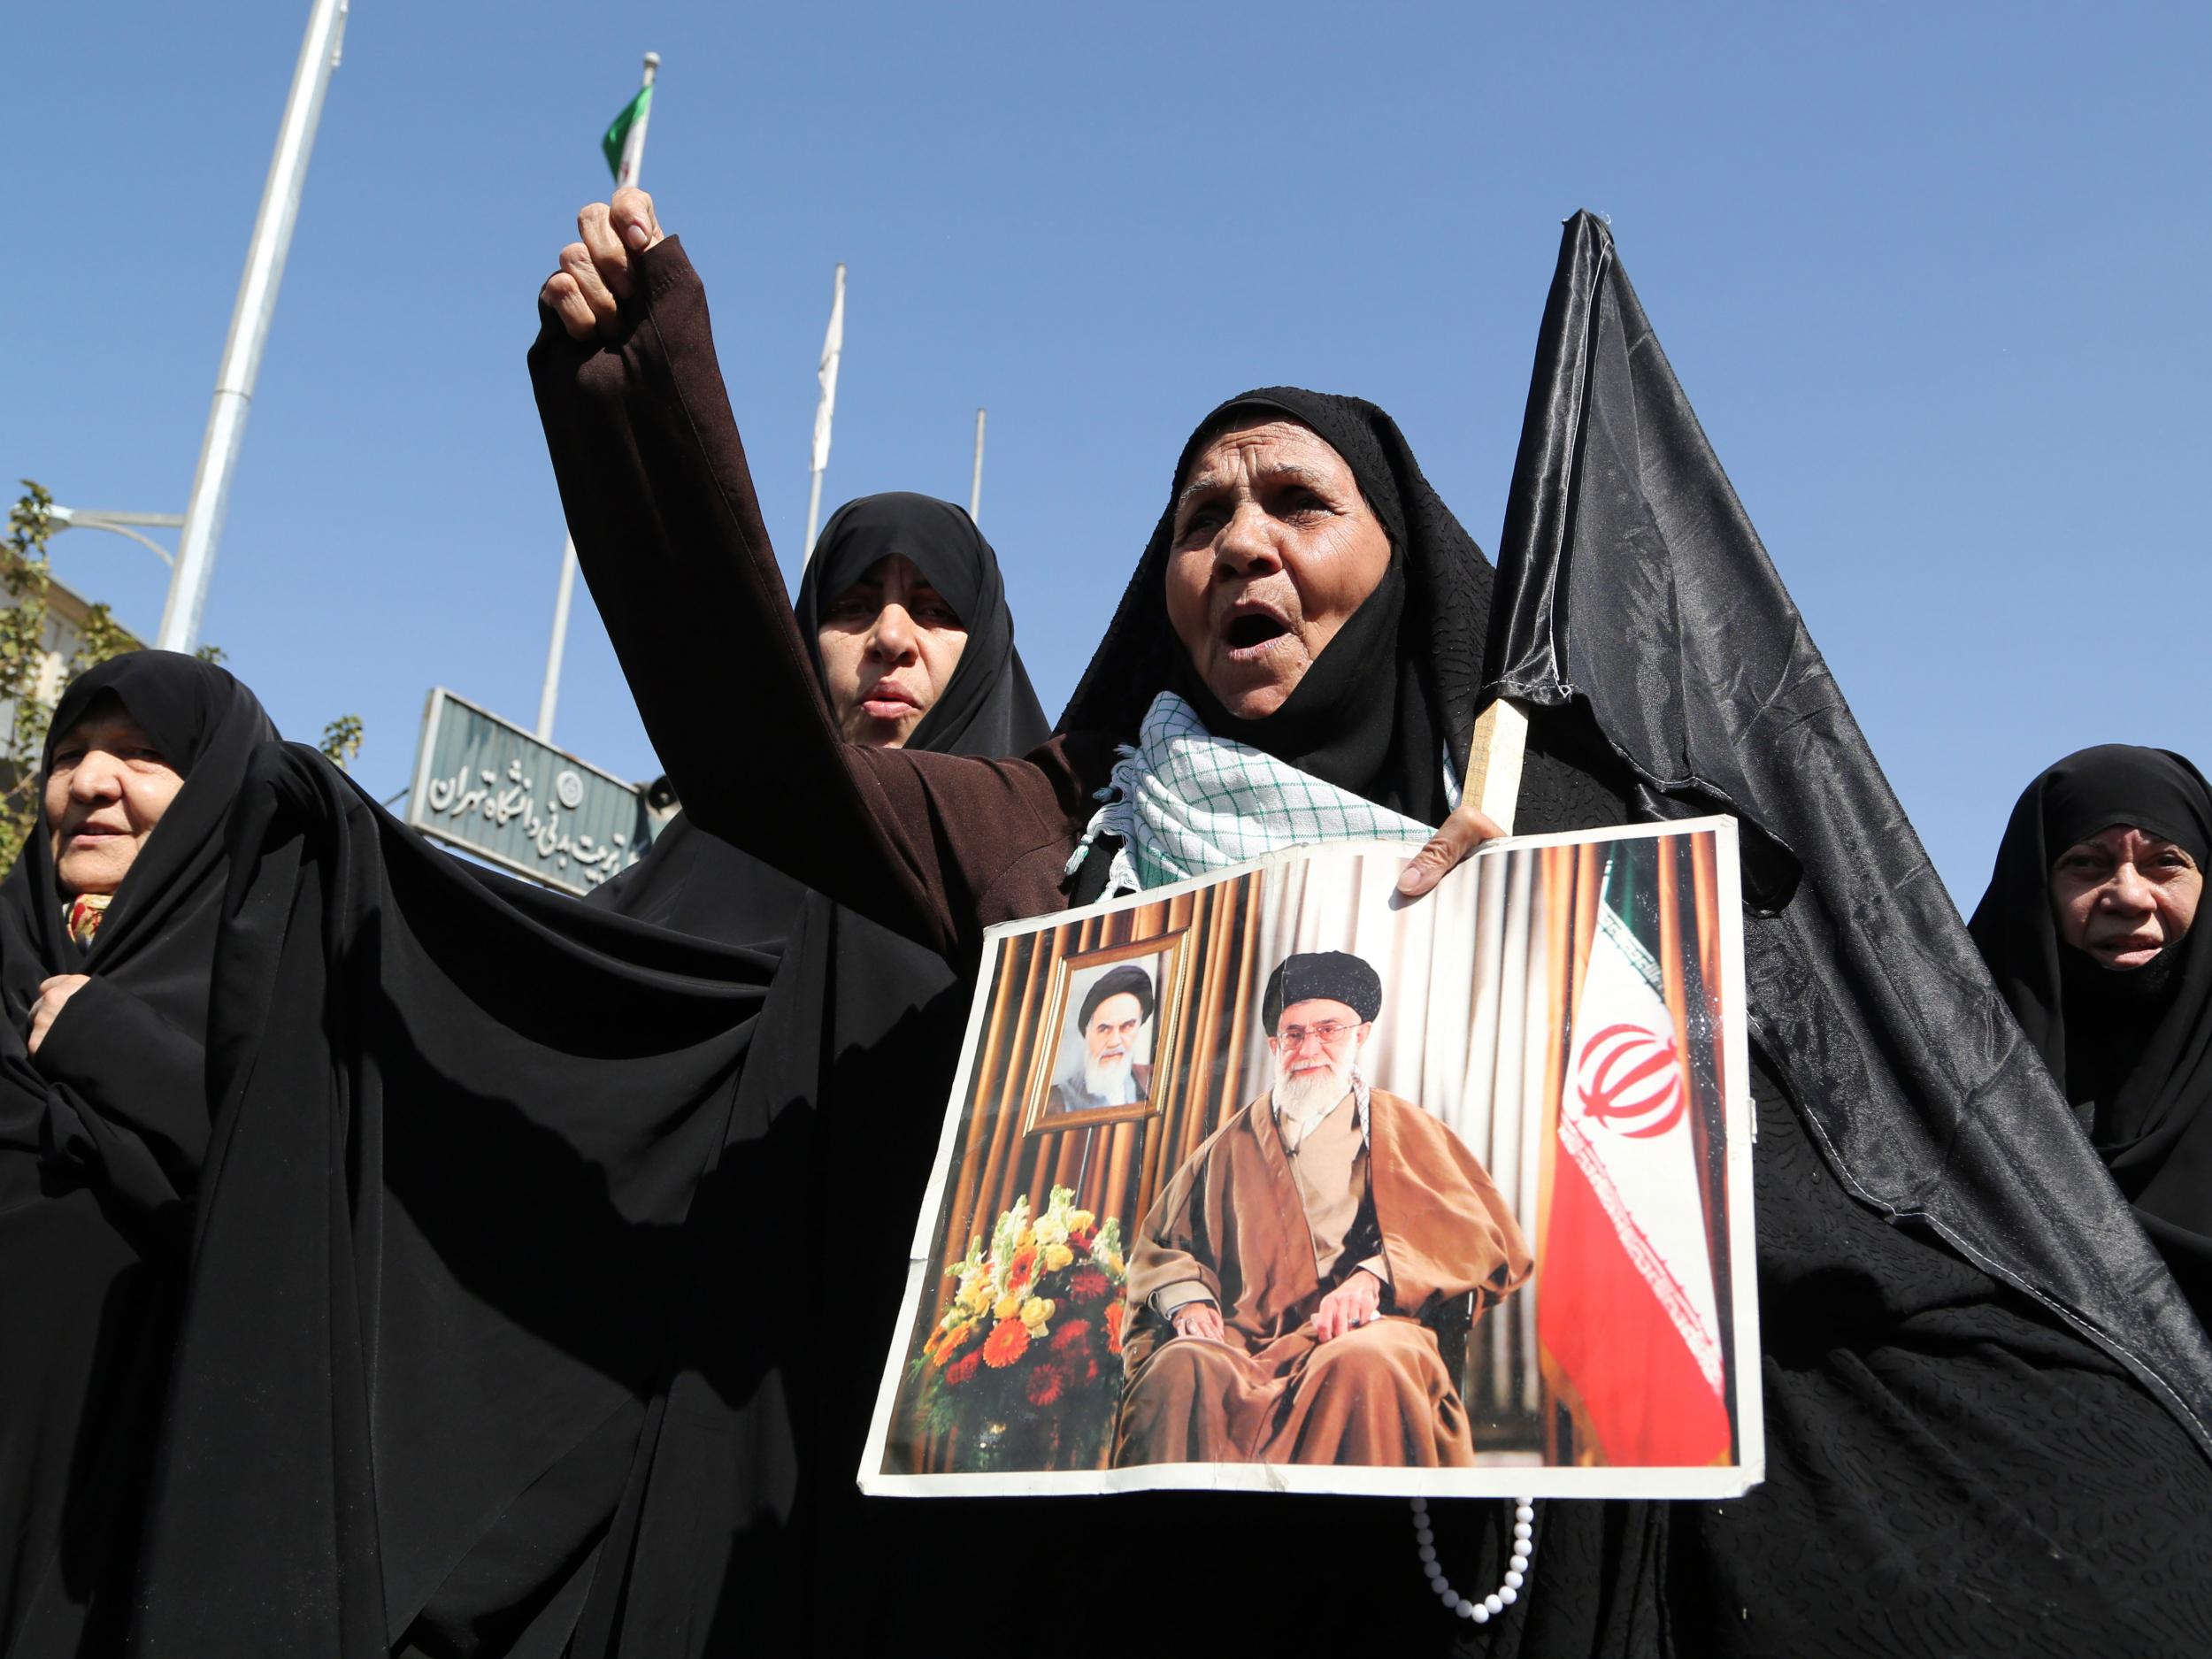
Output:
[862, 819, 1762, 1501]
[1018, 932, 1194, 1135]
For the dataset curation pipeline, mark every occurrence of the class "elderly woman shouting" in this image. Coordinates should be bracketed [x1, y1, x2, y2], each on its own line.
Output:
[1970, 745, 2212, 1325]
[534, 189, 1517, 959]
[528, 191, 2212, 1658]
[526, 191, 1645, 1656]
[0, 653, 276, 1654]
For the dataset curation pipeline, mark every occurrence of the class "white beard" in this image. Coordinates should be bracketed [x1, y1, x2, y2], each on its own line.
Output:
[1273, 1053, 1354, 1123]
[1083, 1049, 1134, 1102]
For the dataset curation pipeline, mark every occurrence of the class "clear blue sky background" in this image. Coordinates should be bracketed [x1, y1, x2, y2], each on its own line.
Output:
[8, 1, 2206, 905]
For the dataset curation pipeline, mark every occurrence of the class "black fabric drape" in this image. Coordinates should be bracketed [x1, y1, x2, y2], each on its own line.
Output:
[1969, 745, 2212, 1324]
[123, 746, 782, 1655]
[0, 652, 274, 1657]
[1465, 211, 2212, 1656]
[575, 493, 1049, 1655]
[1058, 387, 1490, 826]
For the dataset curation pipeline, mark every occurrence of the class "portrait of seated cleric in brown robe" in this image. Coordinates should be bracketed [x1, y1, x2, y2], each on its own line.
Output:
[1044, 963, 1156, 1117]
[1116, 951, 1532, 1468]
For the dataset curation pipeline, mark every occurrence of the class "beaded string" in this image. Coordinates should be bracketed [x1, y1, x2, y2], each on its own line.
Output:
[1412, 1495, 1533, 1625]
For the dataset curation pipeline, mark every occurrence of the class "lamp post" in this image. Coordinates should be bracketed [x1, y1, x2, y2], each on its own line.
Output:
[49, 507, 182, 570]
[157, 0, 348, 653]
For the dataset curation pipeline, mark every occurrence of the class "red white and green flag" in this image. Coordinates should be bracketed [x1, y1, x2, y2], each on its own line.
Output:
[1539, 849, 1732, 1465]
[602, 81, 654, 188]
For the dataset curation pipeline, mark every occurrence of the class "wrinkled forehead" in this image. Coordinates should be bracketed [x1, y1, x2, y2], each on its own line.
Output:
[1175, 411, 1345, 497]
[2052, 823, 2202, 864]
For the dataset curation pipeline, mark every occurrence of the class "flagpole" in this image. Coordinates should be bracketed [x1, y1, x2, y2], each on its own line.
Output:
[801, 263, 847, 564]
[539, 51, 657, 741]
[156, 0, 348, 652]
[968, 407, 986, 521]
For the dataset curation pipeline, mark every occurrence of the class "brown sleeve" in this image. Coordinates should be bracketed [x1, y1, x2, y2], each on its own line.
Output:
[1372, 1096, 1535, 1317]
[526, 238, 1108, 955]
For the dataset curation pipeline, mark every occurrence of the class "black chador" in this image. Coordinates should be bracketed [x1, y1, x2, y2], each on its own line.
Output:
[1970, 745, 2212, 1325]
[0, 653, 276, 1655]
[577, 492, 1048, 1655]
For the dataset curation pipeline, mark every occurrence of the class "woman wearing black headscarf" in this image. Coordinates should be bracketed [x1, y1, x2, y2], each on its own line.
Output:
[575, 492, 1050, 1653]
[1970, 745, 2212, 1322]
[0, 652, 275, 1655]
[529, 204, 1620, 1655]
[534, 199, 2212, 1657]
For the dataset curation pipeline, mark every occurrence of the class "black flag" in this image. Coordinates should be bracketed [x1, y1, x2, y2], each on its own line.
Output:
[1484, 211, 2212, 1457]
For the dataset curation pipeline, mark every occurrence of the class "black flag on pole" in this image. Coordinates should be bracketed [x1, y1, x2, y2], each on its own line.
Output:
[1483, 211, 2212, 1457]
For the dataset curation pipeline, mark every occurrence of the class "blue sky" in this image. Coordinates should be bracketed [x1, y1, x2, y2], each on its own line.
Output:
[7, 1, 2207, 904]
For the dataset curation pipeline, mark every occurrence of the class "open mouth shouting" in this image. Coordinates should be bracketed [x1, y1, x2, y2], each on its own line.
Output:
[1220, 598, 1295, 661]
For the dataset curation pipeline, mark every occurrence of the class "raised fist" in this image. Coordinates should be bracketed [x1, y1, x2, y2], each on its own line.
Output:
[540, 187, 666, 341]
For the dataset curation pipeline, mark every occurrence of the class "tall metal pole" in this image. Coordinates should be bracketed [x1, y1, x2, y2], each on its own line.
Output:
[157, 0, 349, 652]
[801, 263, 847, 564]
[968, 407, 986, 521]
[539, 51, 657, 741]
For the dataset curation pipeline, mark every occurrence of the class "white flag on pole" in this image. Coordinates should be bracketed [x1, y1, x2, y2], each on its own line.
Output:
[811, 264, 847, 475]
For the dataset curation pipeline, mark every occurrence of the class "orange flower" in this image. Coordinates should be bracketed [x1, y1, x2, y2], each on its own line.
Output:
[1051, 1319, 1092, 1355]
[946, 1351, 982, 1387]
[1103, 1300, 1125, 1356]
[931, 1322, 972, 1368]
[1007, 1244, 1040, 1290]
[982, 1319, 1032, 1369]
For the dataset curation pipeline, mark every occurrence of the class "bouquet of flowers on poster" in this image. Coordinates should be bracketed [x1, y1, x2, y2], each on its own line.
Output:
[863, 819, 1762, 1499]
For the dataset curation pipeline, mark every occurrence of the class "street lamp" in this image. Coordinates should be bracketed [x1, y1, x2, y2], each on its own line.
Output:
[49, 506, 182, 569]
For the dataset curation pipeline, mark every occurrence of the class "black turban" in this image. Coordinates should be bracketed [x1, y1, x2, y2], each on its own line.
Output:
[1261, 951, 1383, 1034]
[1079, 964, 1155, 1029]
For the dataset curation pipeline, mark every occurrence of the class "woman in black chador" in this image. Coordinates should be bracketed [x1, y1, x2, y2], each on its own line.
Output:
[531, 193, 2212, 1657]
[580, 492, 1049, 1654]
[1970, 745, 2212, 1324]
[0, 652, 276, 1655]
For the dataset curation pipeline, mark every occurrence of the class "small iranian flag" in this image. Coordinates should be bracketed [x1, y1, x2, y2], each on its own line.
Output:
[602, 83, 654, 186]
[1539, 847, 1732, 1465]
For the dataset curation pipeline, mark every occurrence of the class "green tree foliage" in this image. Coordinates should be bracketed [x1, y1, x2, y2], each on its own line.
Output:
[319, 713, 365, 771]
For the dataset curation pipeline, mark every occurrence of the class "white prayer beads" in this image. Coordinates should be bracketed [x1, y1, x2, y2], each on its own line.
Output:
[1410, 1496, 1534, 1625]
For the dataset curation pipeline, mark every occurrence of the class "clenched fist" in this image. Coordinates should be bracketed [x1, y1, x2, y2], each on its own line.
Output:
[540, 188, 667, 341]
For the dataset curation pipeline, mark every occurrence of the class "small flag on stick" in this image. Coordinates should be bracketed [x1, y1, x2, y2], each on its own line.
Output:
[602, 54, 659, 187]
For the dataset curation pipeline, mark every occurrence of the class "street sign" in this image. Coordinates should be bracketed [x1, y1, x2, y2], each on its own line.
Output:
[407, 687, 650, 895]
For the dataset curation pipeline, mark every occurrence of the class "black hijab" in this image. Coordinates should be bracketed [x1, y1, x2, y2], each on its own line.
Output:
[571, 493, 1049, 1656]
[0, 650, 276, 1653]
[590, 492, 1047, 947]
[798, 490, 1047, 760]
[1058, 388, 1493, 829]
[1969, 744, 2212, 1320]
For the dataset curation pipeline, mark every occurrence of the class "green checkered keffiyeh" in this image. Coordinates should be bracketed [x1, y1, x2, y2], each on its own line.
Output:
[1065, 692, 1434, 894]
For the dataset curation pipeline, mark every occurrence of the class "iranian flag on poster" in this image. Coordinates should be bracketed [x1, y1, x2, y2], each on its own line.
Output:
[1539, 853, 1732, 1466]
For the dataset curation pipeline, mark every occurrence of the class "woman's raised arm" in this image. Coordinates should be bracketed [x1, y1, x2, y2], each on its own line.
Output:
[527, 192, 1103, 956]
